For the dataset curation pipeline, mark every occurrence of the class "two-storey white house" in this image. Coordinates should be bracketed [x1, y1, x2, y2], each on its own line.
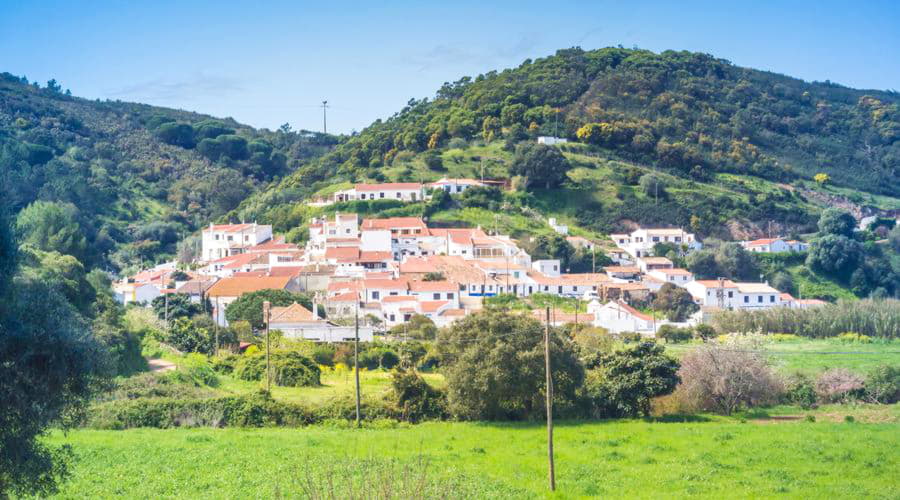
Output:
[201, 223, 272, 262]
[610, 228, 701, 259]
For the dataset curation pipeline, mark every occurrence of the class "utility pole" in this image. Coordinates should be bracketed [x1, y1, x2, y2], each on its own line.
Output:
[354, 298, 361, 428]
[591, 244, 596, 274]
[263, 300, 271, 392]
[321, 100, 329, 134]
[544, 306, 556, 492]
[164, 291, 169, 333]
[480, 158, 485, 183]
[214, 296, 220, 356]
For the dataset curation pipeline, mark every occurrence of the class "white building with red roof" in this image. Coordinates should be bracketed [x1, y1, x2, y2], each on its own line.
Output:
[590, 299, 657, 335]
[741, 237, 790, 253]
[647, 268, 694, 287]
[201, 223, 273, 262]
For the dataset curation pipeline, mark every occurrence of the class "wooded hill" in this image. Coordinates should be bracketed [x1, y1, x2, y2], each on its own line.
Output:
[0, 72, 337, 271]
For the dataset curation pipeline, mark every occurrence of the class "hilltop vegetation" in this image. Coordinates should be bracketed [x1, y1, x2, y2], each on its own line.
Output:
[235, 47, 898, 244]
[0, 73, 337, 271]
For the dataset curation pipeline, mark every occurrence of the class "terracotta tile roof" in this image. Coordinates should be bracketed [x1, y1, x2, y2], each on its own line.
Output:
[207, 276, 293, 297]
[269, 302, 319, 323]
[357, 251, 393, 262]
[328, 280, 362, 293]
[381, 295, 417, 303]
[745, 238, 780, 246]
[735, 282, 780, 294]
[356, 182, 423, 192]
[420, 300, 449, 313]
[440, 308, 467, 317]
[408, 280, 459, 292]
[641, 228, 691, 236]
[360, 217, 428, 231]
[605, 282, 650, 291]
[176, 279, 218, 295]
[604, 266, 640, 274]
[693, 280, 738, 288]
[204, 223, 256, 233]
[328, 291, 359, 303]
[222, 253, 266, 269]
[652, 268, 693, 275]
[614, 300, 654, 322]
[325, 246, 360, 262]
[363, 278, 409, 290]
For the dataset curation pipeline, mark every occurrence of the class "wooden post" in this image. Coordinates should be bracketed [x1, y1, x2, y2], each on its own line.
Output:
[545, 306, 556, 491]
[354, 298, 361, 428]
[263, 300, 271, 393]
[214, 296, 220, 357]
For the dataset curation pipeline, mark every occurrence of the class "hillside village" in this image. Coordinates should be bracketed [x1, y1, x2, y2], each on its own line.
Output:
[114, 177, 828, 342]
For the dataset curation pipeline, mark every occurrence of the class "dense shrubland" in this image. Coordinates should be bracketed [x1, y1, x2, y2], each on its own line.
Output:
[711, 299, 900, 338]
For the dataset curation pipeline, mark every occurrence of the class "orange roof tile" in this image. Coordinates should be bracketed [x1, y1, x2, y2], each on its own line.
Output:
[420, 300, 449, 313]
[269, 302, 319, 323]
[409, 280, 459, 292]
[207, 276, 293, 297]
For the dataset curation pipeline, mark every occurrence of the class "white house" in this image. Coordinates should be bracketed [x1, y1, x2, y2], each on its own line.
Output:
[685, 279, 740, 309]
[735, 282, 782, 309]
[532, 259, 561, 277]
[741, 238, 790, 253]
[201, 223, 272, 262]
[335, 183, 425, 202]
[548, 218, 569, 235]
[637, 256, 674, 273]
[428, 178, 486, 194]
[611, 228, 701, 259]
[647, 268, 694, 286]
[269, 302, 374, 342]
[537, 136, 568, 146]
[590, 300, 656, 335]
[206, 275, 298, 326]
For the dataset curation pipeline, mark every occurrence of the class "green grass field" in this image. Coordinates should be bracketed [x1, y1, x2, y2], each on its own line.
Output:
[49, 412, 899, 498]
[663, 339, 900, 377]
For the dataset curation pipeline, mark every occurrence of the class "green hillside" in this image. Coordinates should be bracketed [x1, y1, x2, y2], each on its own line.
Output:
[0, 72, 338, 271]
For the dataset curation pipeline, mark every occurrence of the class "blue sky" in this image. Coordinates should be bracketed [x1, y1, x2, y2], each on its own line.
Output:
[2, 1, 898, 134]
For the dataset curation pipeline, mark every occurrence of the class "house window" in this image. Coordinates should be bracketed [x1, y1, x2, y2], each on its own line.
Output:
[558, 286, 562, 294]
[652, 237, 659, 242]
[757, 296, 763, 303]
[372, 291, 380, 300]
[448, 293, 454, 299]
[389, 314, 395, 321]
[433, 293, 440, 300]
[390, 291, 398, 296]
[380, 192, 385, 198]
[396, 192, 401, 198]
[770, 295, 775, 303]
[744, 296, 749, 303]
[215, 234, 220, 240]
[728, 291, 734, 298]
[227, 236, 233, 241]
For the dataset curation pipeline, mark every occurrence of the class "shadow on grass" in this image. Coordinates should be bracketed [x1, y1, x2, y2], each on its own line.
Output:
[468, 414, 713, 430]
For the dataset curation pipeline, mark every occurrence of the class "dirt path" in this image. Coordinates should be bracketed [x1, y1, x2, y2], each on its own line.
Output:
[148, 358, 176, 372]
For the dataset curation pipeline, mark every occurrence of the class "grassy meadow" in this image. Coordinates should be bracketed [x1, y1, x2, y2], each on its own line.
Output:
[49, 409, 899, 499]
[662, 339, 900, 377]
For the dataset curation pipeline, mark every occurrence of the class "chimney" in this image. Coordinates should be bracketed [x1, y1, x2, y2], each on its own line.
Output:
[312, 299, 319, 319]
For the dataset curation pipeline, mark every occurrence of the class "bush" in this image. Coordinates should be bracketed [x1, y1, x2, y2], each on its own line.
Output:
[387, 370, 447, 422]
[168, 353, 219, 387]
[582, 342, 680, 418]
[211, 354, 240, 374]
[866, 365, 900, 404]
[87, 393, 314, 429]
[783, 374, 817, 409]
[770, 333, 801, 342]
[677, 345, 783, 414]
[837, 332, 872, 343]
[657, 324, 692, 344]
[103, 372, 216, 401]
[234, 350, 321, 387]
[815, 369, 865, 403]
[693, 324, 717, 342]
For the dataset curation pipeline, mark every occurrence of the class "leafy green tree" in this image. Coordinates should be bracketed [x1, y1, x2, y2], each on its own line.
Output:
[18, 247, 96, 316]
[639, 174, 667, 200]
[510, 143, 571, 189]
[693, 323, 717, 342]
[686, 249, 719, 279]
[458, 185, 502, 209]
[155, 122, 196, 148]
[16, 201, 88, 263]
[770, 271, 795, 295]
[583, 342, 680, 417]
[817, 208, 856, 237]
[152, 293, 205, 321]
[225, 289, 313, 331]
[656, 324, 693, 344]
[806, 235, 864, 277]
[388, 314, 437, 340]
[652, 283, 699, 322]
[531, 233, 575, 270]
[715, 242, 760, 281]
[889, 225, 900, 253]
[437, 310, 584, 420]
[0, 202, 104, 497]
